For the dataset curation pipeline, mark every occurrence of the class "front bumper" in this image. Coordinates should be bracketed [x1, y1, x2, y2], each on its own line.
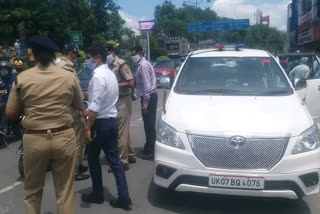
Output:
[154, 141, 320, 199]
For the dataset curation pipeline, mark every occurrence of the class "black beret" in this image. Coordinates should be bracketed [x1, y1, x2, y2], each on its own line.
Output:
[30, 35, 60, 52]
[63, 44, 76, 52]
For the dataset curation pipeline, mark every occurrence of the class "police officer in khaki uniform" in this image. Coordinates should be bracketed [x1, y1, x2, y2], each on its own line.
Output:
[6, 36, 84, 214]
[106, 44, 136, 171]
[56, 44, 90, 181]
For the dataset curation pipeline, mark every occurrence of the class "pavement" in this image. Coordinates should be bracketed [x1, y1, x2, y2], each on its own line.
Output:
[0, 89, 320, 214]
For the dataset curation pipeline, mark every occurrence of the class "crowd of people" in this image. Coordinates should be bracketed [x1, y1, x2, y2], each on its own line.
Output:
[2, 35, 158, 214]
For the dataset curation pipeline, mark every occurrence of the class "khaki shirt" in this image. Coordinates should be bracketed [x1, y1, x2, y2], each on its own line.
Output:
[109, 56, 133, 96]
[7, 63, 83, 130]
[56, 57, 76, 74]
[56, 57, 85, 124]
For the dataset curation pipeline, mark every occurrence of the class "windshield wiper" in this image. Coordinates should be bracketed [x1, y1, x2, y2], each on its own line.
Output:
[257, 89, 292, 95]
[185, 88, 242, 94]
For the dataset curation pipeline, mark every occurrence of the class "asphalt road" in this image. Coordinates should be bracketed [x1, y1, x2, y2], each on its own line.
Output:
[0, 89, 320, 214]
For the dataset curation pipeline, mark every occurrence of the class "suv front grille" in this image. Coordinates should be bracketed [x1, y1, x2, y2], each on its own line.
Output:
[188, 135, 289, 170]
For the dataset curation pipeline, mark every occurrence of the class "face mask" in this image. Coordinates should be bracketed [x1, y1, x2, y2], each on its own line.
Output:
[106, 54, 114, 65]
[16, 67, 23, 73]
[131, 55, 141, 64]
[85, 59, 96, 70]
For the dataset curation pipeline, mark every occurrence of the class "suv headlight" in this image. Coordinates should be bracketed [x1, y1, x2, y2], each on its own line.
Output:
[292, 124, 320, 154]
[157, 119, 185, 150]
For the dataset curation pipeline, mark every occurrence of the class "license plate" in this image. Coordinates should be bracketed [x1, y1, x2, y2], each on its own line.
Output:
[209, 174, 264, 190]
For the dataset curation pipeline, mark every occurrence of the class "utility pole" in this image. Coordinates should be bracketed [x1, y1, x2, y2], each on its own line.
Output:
[146, 31, 150, 61]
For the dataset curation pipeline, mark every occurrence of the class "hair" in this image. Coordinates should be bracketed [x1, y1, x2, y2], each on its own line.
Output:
[89, 44, 107, 63]
[131, 45, 144, 55]
[32, 46, 55, 66]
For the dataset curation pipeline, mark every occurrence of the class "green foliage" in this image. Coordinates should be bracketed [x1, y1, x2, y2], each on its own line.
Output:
[154, 1, 287, 52]
[244, 25, 287, 52]
[149, 33, 168, 61]
[157, 56, 170, 60]
[0, 0, 126, 48]
[154, 1, 219, 43]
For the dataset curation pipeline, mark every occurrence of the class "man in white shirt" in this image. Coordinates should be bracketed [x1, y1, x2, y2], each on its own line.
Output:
[81, 45, 132, 210]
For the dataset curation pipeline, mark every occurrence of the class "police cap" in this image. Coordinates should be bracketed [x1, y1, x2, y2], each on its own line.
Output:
[30, 35, 59, 52]
[63, 44, 81, 57]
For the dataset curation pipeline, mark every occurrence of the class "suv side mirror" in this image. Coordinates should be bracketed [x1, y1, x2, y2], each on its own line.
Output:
[293, 78, 307, 90]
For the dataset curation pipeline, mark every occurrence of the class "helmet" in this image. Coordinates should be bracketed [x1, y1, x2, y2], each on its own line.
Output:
[0, 60, 12, 70]
[0, 60, 12, 78]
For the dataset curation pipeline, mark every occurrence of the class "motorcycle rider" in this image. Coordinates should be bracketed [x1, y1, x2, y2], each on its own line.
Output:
[0, 60, 15, 134]
[13, 58, 24, 74]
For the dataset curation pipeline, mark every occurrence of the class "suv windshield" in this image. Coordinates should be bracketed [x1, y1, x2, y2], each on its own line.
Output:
[175, 57, 292, 96]
[154, 60, 176, 68]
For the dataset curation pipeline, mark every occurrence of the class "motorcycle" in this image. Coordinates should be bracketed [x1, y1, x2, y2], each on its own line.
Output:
[0, 78, 23, 147]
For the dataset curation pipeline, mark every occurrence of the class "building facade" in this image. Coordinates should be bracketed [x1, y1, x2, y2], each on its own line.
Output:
[288, 0, 320, 51]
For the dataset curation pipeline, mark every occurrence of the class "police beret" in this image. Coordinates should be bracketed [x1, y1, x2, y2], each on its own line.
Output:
[30, 35, 60, 51]
[63, 44, 76, 52]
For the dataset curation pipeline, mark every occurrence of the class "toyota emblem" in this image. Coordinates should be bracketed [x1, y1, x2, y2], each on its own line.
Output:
[229, 136, 246, 149]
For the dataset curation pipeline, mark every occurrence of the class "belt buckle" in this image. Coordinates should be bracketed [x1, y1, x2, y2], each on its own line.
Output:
[47, 129, 53, 139]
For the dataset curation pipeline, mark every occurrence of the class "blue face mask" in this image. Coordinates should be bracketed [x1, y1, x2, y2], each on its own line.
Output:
[85, 59, 96, 70]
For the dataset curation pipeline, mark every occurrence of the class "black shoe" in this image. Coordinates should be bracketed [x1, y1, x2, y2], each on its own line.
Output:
[141, 152, 154, 160]
[81, 192, 104, 204]
[75, 173, 90, 181]
[78, 164, 88, 173]
[109, 197, 132, 210]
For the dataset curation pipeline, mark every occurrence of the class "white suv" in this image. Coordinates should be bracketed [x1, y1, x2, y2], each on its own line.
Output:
[154, 47, 320, 200]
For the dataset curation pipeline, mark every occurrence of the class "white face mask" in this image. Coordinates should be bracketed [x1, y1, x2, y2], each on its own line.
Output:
[131, 55, 141, 64]
[106, 54, 114, 65]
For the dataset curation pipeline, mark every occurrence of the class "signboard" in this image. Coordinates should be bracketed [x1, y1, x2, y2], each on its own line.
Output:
[188, 19, 250, 33]
[179, 38, 189, 56]
[297, 27, 313, 45]
[70, 31, 83, 46]
[139, 21, 155, 31]
[0, 47, 16, 58]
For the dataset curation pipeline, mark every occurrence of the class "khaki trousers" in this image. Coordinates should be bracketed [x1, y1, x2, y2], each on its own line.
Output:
[23, 128, 76, 214]
[71, 110, 86, 172]
[117, 96, 136, 167]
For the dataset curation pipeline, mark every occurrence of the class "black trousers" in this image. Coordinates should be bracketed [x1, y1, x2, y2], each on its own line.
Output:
[141, 92, 158, 153]
[87, 118, 129, 200]
[0, 103, 7, 132]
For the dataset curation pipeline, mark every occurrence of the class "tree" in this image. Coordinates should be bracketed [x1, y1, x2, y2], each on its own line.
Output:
[153, 1, 287, 52]
[149, 33, 168, 61]
[89, 0, 125, 41]
[0, 0, 127, 48]
[245, 25, 287, 52]
[154, 1, 219, 43]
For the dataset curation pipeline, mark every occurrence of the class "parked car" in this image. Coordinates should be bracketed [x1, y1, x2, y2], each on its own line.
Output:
[154, 59, 180, 87]
[154, 46, 320, 200]
[77, 65, 138, 101]
[77, 65, 93, 92]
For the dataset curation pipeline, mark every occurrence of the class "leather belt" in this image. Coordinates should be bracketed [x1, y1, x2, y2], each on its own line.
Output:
[25, 126, 71, 134]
